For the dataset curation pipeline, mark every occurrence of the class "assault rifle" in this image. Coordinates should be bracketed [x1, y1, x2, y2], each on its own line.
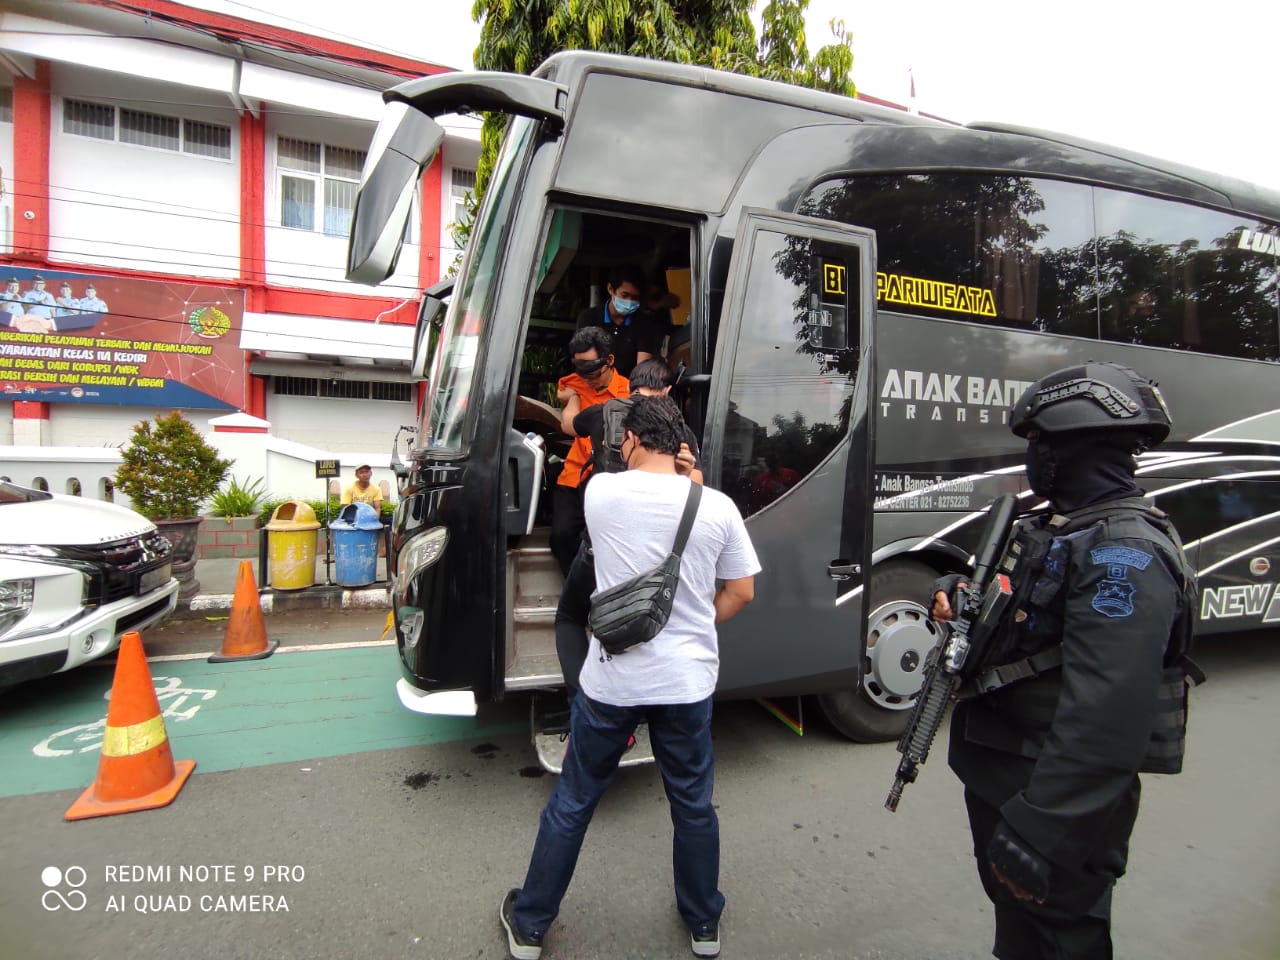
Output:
[885, 493, 1019, 812]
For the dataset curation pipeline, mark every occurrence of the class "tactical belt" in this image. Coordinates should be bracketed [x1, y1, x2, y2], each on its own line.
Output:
[956, 646, 1205, 702]
[956, 646, 1064, 700]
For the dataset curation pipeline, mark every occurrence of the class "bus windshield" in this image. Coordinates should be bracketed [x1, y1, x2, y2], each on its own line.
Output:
[420, 117, 536, 452]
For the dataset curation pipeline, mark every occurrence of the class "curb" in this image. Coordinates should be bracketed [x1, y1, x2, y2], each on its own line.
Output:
[171, 585, 390, 619]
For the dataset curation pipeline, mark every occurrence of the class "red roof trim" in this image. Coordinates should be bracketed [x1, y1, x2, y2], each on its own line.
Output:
[856, 91, 908, 112]
[210, 424, 269, 433]
[77, 0, 452, 80]
[856, 91, 960, 126]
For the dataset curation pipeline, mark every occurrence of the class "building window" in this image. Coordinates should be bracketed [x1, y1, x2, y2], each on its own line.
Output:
[277, 137, 367, 237]
[64, 99, 115, 140]
[0, 88, 12, 124]
[369, 380, 413, 402]
[273, 375, 412, 402]
[449, 167, 476, 227]
[120, 108, 180, 151]
[184, 119, 233, 159]
[63, 98, 231, 159]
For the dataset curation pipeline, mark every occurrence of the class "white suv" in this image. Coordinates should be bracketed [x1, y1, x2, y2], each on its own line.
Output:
[0, 481, 178, 687]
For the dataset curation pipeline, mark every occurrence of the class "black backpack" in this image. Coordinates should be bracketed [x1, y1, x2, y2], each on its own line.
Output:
[592, 396, 635, 477]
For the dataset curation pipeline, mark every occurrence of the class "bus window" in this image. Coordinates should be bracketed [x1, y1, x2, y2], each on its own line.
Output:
[422, 117, 536, 452]
[1094, 189, 1280, 361]
[717, 229, 859, 518]
[800, 174, 1097, 337]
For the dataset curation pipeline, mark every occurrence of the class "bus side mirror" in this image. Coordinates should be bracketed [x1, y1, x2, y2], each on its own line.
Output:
[347, 103, 446, 285]
[390, 425, 416, 490]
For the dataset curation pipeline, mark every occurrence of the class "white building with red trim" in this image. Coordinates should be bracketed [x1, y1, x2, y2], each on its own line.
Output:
[0, 0, 476, 454]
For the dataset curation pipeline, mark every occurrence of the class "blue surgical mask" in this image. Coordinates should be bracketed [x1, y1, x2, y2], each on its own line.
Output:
[612, 296, 640, 317]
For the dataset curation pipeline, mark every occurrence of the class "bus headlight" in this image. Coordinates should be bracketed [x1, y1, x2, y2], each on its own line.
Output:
[400, 527, 448, 584]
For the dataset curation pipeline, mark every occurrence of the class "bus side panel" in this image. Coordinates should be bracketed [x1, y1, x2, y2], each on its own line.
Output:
[871, 310, 1280, 639]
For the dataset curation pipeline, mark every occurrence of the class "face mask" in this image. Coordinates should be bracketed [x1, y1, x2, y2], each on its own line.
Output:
[1024, 439, 1056, 499]
[612, 296, 640, 317]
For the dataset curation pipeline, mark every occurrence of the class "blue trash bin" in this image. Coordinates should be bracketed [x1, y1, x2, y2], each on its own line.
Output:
[329, 502, 384, 586]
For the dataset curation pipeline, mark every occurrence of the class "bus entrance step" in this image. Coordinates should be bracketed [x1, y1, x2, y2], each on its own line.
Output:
[532, 718, 656, 774]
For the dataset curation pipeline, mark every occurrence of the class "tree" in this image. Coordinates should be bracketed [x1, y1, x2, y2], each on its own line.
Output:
[466, 0, 854, 202]
[115, 411, 232, 520]
[758, 1, 853, 95]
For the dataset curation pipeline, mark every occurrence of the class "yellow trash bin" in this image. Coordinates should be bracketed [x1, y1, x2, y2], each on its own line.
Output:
[265, 501, 321, 590]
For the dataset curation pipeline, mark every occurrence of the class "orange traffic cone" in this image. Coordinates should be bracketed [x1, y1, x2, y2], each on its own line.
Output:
[209, 560, 278, 662]
[65, 632, 195, 821]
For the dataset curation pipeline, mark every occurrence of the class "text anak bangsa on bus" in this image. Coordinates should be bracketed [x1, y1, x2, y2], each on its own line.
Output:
[879, 367, 1033, 424]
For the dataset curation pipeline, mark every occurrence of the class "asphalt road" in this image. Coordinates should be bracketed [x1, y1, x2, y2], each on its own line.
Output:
[0, 613, 1277, 960]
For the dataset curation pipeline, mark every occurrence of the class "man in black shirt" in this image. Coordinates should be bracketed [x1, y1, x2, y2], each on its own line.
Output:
[573, 263, 663, 377]
[932, 362, 1197, 960]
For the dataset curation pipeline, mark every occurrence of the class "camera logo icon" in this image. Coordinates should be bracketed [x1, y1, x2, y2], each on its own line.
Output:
[41, 866, 87, 912]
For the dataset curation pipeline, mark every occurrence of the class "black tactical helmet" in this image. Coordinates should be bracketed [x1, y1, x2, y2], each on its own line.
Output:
[1010, 361, 1171, 445]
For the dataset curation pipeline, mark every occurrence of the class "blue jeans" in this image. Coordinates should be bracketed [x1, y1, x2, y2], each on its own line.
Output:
[513, 692, 723, 939]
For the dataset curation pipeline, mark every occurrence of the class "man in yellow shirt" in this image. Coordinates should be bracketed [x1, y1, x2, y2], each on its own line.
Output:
[340, 464, 384, 509]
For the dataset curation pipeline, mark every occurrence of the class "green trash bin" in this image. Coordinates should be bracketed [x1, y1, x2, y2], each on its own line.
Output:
[265, 501, 320, 590]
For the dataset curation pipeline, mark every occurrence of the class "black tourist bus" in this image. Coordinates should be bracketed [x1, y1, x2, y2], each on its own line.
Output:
[347, 52, 1280, 750]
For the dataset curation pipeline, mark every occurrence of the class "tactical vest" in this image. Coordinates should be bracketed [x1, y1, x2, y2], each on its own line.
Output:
[958, 498, 1202, 775]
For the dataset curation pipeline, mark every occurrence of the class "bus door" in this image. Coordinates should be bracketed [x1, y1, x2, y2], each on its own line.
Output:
[704, 208, 877, 698]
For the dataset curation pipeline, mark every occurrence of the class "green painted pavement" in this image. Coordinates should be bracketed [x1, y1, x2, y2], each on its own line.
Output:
[0, 646, 522, 798]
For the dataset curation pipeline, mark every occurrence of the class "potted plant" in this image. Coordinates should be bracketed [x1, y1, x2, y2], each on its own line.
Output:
[115, 411, 232, 599]
[209, 475, 266, 521]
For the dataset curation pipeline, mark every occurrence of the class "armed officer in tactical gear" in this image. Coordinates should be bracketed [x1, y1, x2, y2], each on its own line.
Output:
[931, 361, 1198, 960]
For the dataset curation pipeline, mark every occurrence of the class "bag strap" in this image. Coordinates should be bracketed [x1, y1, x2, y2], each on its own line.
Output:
[670, 481, 703, 559]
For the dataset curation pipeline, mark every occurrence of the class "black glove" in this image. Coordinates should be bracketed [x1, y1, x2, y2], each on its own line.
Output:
[928, 573, 966, 620]
[986, 819, 1051, 904]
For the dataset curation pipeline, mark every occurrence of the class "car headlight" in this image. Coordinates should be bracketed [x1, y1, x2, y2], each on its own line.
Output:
[0, 545, 57, 559]
[0, 578, 35, 638]
[399, 527, 448, 584]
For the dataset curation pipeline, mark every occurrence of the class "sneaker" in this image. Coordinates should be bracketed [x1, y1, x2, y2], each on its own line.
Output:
[691, 921, 720, 958]
[499, 888, 543, 960]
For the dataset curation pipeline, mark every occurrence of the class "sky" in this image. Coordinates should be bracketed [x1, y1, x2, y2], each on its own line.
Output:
[201, 0, 1280, 190]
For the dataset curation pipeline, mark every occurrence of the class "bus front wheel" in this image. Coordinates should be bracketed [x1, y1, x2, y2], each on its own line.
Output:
[816, 560, 941, 743]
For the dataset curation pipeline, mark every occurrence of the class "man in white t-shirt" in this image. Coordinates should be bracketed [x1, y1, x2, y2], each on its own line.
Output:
[501, 395, 760, 960]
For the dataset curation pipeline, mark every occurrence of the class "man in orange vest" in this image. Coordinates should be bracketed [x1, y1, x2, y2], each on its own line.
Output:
[550, 327, 629, 574]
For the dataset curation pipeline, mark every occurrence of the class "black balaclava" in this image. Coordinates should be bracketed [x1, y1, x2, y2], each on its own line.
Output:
[1025, 431, 1143, 512]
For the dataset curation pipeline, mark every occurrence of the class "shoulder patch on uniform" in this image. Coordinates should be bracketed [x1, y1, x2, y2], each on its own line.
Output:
[1088, 546, 1151, 618]
[1092, 578, 1136, 618]
[1090, 546, 1152, 570]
